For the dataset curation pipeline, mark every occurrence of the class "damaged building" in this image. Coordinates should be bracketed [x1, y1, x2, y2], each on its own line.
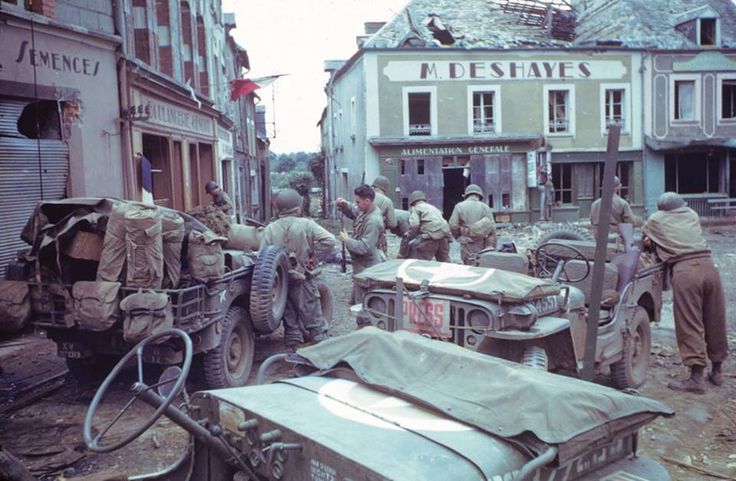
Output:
[321, 0, 736, 220]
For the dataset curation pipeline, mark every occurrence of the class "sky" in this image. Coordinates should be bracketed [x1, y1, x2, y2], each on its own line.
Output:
[223, 0, 409, 154]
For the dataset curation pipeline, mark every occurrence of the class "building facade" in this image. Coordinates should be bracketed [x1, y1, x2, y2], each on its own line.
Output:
[322, 0, 736, 222]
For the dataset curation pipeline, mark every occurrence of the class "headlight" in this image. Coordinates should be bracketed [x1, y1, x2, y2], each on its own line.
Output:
[367, 296, 387, 314]
[468, 309, 490, 334]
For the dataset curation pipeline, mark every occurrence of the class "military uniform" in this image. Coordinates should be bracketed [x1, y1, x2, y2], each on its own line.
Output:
[589, 193, 635, 226]
[261, 198, 336, 347]
[373, 189, 397, 255]
[406, 201, 451, 262]
[212, 191, 233, 217]
[642, 198, 727, 392]
[449, 196, 496, 265]
[339, 202, 385, 303]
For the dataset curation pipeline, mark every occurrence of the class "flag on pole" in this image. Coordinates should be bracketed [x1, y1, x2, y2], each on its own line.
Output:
[230, 75, 283, 101]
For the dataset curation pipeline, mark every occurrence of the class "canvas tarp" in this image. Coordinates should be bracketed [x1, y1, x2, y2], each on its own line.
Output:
[298, 328, 673, 447]
[353, 258, 560, 302]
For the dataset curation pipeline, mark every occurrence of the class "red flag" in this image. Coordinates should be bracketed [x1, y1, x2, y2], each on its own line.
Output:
[230, 75, 282, 101]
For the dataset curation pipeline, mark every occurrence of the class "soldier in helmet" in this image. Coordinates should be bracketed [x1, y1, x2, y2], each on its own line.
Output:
[260, 189, 336, 350]
[205, 181, 233, 217]
[371, 176, 397, 256]
[404, 190, 452, 262]
[589, 176, 639, 227]
[449, 184, 496, 265]
[642, 192, 727, 393]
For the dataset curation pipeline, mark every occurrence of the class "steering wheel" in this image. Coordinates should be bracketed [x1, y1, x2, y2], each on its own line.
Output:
[84, 329, 193, 453]
[534, 241, 592, 283]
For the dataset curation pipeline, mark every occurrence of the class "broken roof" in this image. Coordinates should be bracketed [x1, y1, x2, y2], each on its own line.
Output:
[362, 0, 736, 50]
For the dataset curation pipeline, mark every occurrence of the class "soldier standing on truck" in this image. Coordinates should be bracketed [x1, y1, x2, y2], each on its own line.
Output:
[205, 181, 233, 217]
[642, 192, 728, 394]
[336, 184, 385, 302]
[371, 176, 397, 256]
[449, 184, 496, 265]
[404, 190, 452, 262]
[261, 189, 336, 350]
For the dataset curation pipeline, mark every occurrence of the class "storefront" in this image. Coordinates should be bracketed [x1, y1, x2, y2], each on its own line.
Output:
[129, 86, 217, 212]
[0, 15, 121, 269]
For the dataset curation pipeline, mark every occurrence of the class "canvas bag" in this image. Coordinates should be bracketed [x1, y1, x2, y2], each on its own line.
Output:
[0, 281, 31, 333]
[72, 281, 121, 331]
[97, 201, 130, 282]
[125, 205, 164, 289]
[188, 230, 226, 281]
[29, 283, 75, 327]
[161, 211, 185, 289]
[120, 291, 173, 344]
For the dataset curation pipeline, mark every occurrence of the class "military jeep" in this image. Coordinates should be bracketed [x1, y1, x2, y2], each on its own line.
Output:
[353, 233, 664, 389]
[3, 198, 331, 389]
[77, 327, 673, 481]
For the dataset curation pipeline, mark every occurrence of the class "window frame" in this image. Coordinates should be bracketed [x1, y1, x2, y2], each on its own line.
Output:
[552, 163, 573, 205]
[599, 83, 631, 135]
[543, 84, 575, 137]
[402, 86, 437, 137]
[466, 85, 502, 135]
[697, 17, 720, 47]
[717, 74, 736, 124]
[669, 74, 701, 123]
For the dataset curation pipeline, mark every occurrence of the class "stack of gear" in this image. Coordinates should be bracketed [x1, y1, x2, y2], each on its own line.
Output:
[187, 205, 231, 237]
[96, 201, 130, 282]
[0, 281, 31, 333]
[188, 230, 227, 282]
[120, 290, 173, 344]
[124, 205, 164, 289]
[225, 224, 263, 251]
[161, 211, 185, 288]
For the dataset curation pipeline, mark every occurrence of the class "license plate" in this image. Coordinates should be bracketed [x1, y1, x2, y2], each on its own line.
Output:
[532, 296, 559, 316]
[58, 341, 93, 359]
[401, 297, 450, 338]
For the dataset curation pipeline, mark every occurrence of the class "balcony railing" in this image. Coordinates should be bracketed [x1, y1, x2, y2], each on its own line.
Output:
[549, 118, 569, 132]
[473, 121, 496, 134]
[409, 123, 431, 136]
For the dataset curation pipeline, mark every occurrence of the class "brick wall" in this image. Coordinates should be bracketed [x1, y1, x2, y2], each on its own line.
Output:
[196, 16, 209, 95]
[29, 0, 55, 18]
[156, 0, 173, 76]
[181, 2, 194, 84]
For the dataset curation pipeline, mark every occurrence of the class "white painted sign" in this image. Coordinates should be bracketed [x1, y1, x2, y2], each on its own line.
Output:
[383, 60, 628, 82]
[527, 152, 537, 188]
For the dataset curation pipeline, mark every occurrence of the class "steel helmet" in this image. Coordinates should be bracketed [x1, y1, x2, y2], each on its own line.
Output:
[612, 176, 622, 189]
[656, 192, 686, 211]
[372, 176, 390, 192]
[463, 184, 484, 199]
[275, 189, 303, 214]
[205, 181, 219, 193]
[408, 190, 426, 206]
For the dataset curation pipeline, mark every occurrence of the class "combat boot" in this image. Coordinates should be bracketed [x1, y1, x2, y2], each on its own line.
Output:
[708, 362, 724, 386]
[668, 365, 707, 394]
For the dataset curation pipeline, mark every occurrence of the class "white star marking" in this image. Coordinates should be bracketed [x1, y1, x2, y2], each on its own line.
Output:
[219, 290, 227, 303]
[396, 259, 496, 288]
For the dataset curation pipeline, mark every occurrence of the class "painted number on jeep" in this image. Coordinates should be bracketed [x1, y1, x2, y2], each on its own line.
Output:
[532, 296, 559, 316]
[402, 297, 451, 339]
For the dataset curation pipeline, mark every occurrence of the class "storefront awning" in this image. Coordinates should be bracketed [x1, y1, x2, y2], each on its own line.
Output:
[645, 136, 736, 151]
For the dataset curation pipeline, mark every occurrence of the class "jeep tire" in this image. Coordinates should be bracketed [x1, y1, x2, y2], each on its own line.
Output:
[250, 246, 289, 333]
[610, 307, 651, 389]
[203, 305, 255, 389]
[537, 224, 594, 246]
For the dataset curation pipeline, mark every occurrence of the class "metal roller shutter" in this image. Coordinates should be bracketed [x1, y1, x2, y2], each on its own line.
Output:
[0, 98, 69, 272]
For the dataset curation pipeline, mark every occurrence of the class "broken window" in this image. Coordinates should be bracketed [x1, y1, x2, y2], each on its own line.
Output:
[604, 89, 625, 130]
[674, 80, 695, 120]
[17, 100, 62, 140]
[472, 91, 495, 134]
[548, 89, 569, 133]
[722, 79, 736, 119]
[552, 163, 572, 204]
[408, 92, 431, 136]
[699, 18, 717, 46]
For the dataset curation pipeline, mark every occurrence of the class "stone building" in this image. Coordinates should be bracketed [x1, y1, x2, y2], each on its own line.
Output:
[322, 0, 736, 221]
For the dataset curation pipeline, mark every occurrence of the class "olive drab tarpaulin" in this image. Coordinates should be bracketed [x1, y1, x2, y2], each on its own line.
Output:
[0, 281, 31, 333]
[72, 281, 121, 331]
[96, 202, 130, 282]
[188, 230, 227, 281]
[124, 205, 164, 289]
[120, 291, 173, 344]
[187, 205, 231, 237]
[225, 223, 264, 252]
[161, 211, 185, 289]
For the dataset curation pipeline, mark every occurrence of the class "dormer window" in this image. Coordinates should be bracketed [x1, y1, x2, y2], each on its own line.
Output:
[699, 18, 717, 46]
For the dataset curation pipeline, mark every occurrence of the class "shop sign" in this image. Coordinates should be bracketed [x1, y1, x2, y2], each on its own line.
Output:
[217, 125, 234, 159]
[141, 94, 213, 135]
[13, 40, 101, 76]
[399, 144, 511, 156]
[383, 60, 627, 82]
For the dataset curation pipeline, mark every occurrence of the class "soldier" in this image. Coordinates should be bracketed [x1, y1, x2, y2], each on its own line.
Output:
[260, 189, 336, 350]
[449, 184, 496, 265]
[371, 176, 397, 256]
[205, 181, 233, 217]
[642, 192, 727, 393]
[404, 190, 452, 262]
[336, 184, 386, 301]
[589, 176, 639, 227]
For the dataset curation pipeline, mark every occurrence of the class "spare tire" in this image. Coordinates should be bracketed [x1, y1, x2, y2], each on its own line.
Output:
[537, 224, 594, 247]
[249, 246, 289, 333]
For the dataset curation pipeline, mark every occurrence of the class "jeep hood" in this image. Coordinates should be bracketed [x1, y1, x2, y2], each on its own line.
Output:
[354, 258, 560, 302]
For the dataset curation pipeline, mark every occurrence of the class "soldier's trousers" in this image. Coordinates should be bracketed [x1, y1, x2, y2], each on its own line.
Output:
[283, 276, 327, 345]
[460, 234, 497, 265]
[410, 236, 450, 262]
[671, 256, 728, 368]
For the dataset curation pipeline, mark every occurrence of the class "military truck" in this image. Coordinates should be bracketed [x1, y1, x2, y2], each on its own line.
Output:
[77, 327, 673, 481]
[353, 230, 663, 389]
[1, 198, 332, 389]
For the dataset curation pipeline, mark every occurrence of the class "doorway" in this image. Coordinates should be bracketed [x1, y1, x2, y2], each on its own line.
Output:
[142, 134, 172, 208]
[443, 167, 467, 218]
